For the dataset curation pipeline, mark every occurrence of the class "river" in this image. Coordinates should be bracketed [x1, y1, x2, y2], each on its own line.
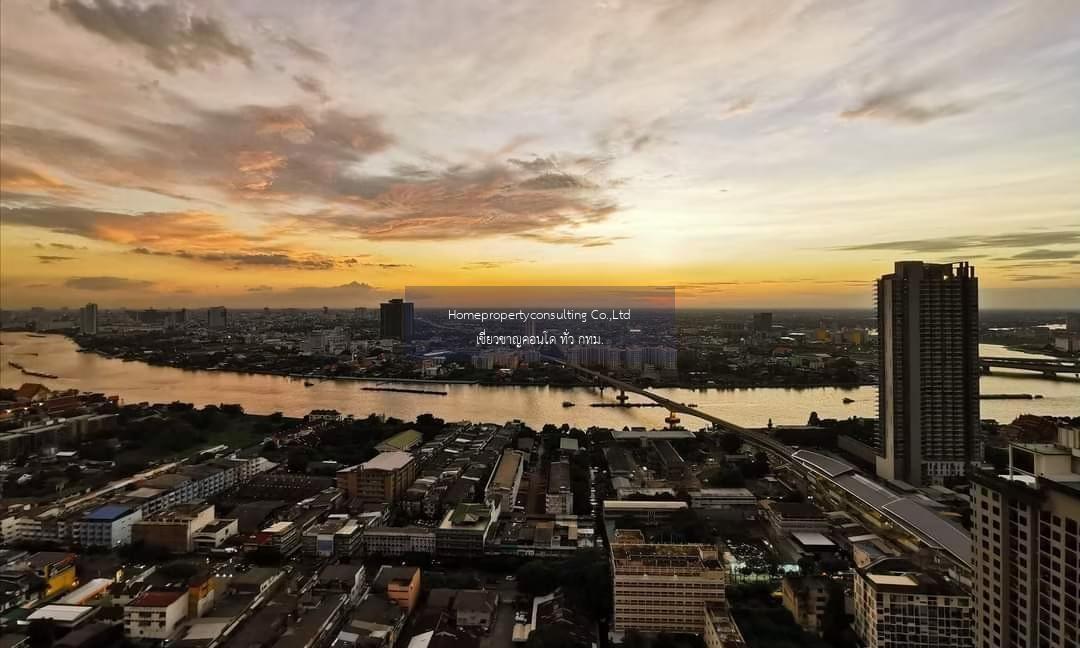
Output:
[1, 332, 1076, 428]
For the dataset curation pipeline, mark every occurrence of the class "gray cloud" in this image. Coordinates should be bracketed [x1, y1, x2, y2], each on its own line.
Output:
[517, 231, 626, 247]
[277, 36, 329, 63]
[65, 276, 153, 290]
[840, 79, 979, 125]
[51, 0, 253, 73]
[1009, 248, 1079, 260]
[293, 74, 329, 102]
[36, 255, 75, 263]
[246, 285, 274, 292]
[834, 231, 1080, 253]
[1008, 274, 1069, 283]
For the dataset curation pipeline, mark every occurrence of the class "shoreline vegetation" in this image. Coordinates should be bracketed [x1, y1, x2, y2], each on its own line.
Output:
[65, 340, 877, 392]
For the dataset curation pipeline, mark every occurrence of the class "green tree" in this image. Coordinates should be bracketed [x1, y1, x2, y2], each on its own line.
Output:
[517, 561, 559, 597]
[719, 431, 743, 454]
[798, 555, 818, 576]
[526, 625, 588, 648]
[821, 579, 855, 648]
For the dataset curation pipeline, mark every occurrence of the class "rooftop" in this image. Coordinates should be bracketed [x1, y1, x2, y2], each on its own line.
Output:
[373, 565, 419, 591]
[489, 449, 524, 491]
[363, 451, 415, 472]
[83, 504, 135, 521]
[377, 429, 423, 451]
[26, 604, 94, 623]
[129, 590, 186, 608]
[792, 532, 836, 548]
[604, 499, 687, 510]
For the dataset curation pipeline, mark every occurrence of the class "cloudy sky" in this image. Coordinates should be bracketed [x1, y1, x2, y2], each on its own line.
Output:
[1, 0, 1078, 309]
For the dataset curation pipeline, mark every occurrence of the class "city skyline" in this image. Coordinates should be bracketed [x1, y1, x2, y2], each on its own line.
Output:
[2, 1, 1079, 309]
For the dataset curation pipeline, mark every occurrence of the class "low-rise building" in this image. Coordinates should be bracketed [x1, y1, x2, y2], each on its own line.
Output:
[453, 590, 499, 630]
[361, 526, 436, 557]
[545, 461, 574, 515]
[375, 429, 423, 453]
[21, 551, 77, 598]
[704, 602, 747, 648]
[248, 521, 301, 557]
[689, 488, 757, 520]
[762, 501, 829, 537]
[782, 575, 829, 635]
[316, 563, 366, 604]
[131, 501, 215, 553]
[485, 449, 525, 511]
[303, 517, 364, 558]
[436, 502, 495, 558]
[603, 499, 687, 526]
[191, 518, 239, 552]
[372, 565, 421, 613]
[26, 604, 99, 630]
[80, 504, 142, 548]
[124, 589, 190, 640]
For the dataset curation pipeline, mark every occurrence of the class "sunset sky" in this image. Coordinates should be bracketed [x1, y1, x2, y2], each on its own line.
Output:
[1, 0, 1078, 309]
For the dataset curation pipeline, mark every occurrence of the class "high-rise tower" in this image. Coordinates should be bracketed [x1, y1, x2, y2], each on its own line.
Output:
[875, 261, 980, 485]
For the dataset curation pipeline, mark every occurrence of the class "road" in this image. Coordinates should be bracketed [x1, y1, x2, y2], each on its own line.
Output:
[480, 599, 517, 648]
[543, 355, 804, 472]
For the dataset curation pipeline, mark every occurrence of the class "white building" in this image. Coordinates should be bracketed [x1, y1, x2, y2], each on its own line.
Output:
[852, 558, 972, 648]
[362, 526, 436, 557]
[124, 589, 190, 639]
[80, 505, 142, 547]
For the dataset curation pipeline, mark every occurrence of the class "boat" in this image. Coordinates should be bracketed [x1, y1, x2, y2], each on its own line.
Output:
[562, 401, 576, 407]
[22, 369, 59, 379]
[304, 381, 315, 387]
[842, 397, 855, 404]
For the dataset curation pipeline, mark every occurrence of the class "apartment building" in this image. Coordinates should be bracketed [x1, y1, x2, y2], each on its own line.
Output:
[971, 426, 1080, 648]
[782, 575, 829, 635]
[875, 261, 980, 486]
[485, 449, 525, 511]
[610, 530, 728, 633]
[852, 557, 972, 648]
[545, 460, 574, 515]
[336, 452, 418, 503]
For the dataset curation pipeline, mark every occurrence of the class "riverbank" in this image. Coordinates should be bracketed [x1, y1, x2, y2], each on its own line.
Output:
[70, 340, 873, 392]
[4, 332, 1077, 427]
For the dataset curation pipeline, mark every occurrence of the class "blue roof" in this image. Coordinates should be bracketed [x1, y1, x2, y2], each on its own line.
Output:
[84, 504, 134, 521]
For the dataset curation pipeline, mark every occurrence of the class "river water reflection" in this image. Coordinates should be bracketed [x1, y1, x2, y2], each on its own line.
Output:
[1, 333, 1076, 428]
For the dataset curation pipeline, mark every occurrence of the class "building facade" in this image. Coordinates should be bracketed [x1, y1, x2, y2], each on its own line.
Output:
[875, 261, 980, 486]
[379, 299, 414, 341]
[971, 428, 1080, 648]
[610, 530, 728, 633]
[852, 557, 972, 648]
[336, 452, 418, 503]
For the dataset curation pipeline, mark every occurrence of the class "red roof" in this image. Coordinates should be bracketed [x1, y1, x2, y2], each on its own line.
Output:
[129, 590, 185, 607]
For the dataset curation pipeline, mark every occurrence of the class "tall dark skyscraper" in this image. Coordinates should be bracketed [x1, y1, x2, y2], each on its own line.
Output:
[875, 261, 980, 486]
[380, 299, 414, 341]
[752, 312, 773, 333]
[207, 306, 228, 330]
[79, 302, 98, 335]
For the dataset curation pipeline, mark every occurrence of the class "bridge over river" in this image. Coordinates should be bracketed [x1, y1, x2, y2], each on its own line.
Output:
[979, 356, 1080, 377]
